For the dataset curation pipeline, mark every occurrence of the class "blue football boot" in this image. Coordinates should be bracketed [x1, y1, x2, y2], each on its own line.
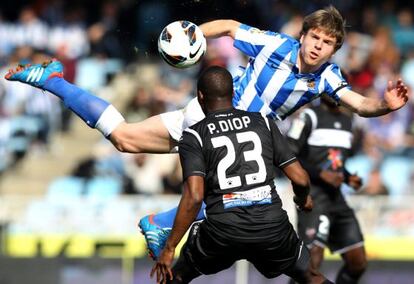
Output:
[5, 59, 63, 89]
[138, 214, 171, 260]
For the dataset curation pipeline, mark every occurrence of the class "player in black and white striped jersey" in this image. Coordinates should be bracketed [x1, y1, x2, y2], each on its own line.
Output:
[286, 95, 367, 284]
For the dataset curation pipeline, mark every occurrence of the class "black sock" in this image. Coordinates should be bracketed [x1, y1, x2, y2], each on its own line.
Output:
[336, 265, 363, 284]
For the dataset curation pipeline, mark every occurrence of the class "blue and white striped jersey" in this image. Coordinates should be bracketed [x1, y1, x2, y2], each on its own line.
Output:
[232, 24, 350, 120]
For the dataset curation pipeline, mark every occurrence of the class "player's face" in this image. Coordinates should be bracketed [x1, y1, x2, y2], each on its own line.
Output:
[299, 28, 337, 72]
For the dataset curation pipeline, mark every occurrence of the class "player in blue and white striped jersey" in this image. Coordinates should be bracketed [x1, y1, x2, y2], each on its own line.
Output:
[5, 6, 409, 261]
[230, 23, 348, 121]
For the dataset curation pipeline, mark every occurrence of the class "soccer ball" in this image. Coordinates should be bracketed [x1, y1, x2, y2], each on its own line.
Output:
[158, 21, 207, 68]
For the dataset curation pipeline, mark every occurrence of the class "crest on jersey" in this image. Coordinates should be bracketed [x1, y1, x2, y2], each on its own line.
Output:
[307, 79, 315, 89]
[327, 148, 343, 170]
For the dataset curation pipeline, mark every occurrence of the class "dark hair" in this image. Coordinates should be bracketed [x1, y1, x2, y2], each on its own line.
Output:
[197, 66, 233, 101]
[301, 5, 346, 51]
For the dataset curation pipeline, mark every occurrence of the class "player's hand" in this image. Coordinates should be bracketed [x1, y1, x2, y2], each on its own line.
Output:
[294, 195, 313, 212]
[384, 79, 409, 111]
[347, 174, 362, 191]
[320, 170, 344, 188]
[150, 246, 175, 284]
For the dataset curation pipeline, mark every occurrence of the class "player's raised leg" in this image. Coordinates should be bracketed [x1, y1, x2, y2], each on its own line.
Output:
[5, 59, 175, 154]
[110, 116, 177, 153]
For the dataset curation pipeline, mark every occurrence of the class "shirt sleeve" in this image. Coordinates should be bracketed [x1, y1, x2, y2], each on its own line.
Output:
[268, 118, 297, 168]
[233, 24, 282, 58]
[285, 110, 321, 180]
[178, 129, 206, 181]
[322, 64, 351, 102]
[286, 111, 314, 155]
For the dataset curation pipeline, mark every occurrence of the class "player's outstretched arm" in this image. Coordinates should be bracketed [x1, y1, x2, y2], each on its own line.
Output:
[151, 175, 204, 283]
[199, 19, 241, 39]
[338, 79, 409, 117]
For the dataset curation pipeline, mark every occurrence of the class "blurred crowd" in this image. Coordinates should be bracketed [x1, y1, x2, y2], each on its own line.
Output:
[0, 0, 413, 199]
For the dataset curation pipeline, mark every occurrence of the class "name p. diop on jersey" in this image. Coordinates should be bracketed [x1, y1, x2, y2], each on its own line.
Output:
[207, 115, 251, 134]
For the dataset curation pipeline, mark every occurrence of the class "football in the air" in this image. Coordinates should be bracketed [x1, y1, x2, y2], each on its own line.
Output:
[158, 20, 207, 68]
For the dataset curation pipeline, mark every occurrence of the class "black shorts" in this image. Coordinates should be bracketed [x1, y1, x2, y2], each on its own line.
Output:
[179, 220, 310, 280]
[297, 192, 364, 254]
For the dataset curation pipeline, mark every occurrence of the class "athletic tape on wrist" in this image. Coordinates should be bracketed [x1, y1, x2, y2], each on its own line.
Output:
[95, 105, 125, 137]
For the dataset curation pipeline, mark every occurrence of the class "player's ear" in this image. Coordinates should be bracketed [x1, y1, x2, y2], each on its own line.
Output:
[197, 90, 205, 106]
[197, 90, 207, 114]
[197, 90, 204, 102]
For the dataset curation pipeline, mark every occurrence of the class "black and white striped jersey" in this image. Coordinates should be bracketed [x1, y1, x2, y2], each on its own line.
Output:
[286, 105, 353, 192]
[178, 108, 296, 237]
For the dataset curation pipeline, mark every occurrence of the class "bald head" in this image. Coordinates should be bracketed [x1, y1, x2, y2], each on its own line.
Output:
[197, 66, 234, 113]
